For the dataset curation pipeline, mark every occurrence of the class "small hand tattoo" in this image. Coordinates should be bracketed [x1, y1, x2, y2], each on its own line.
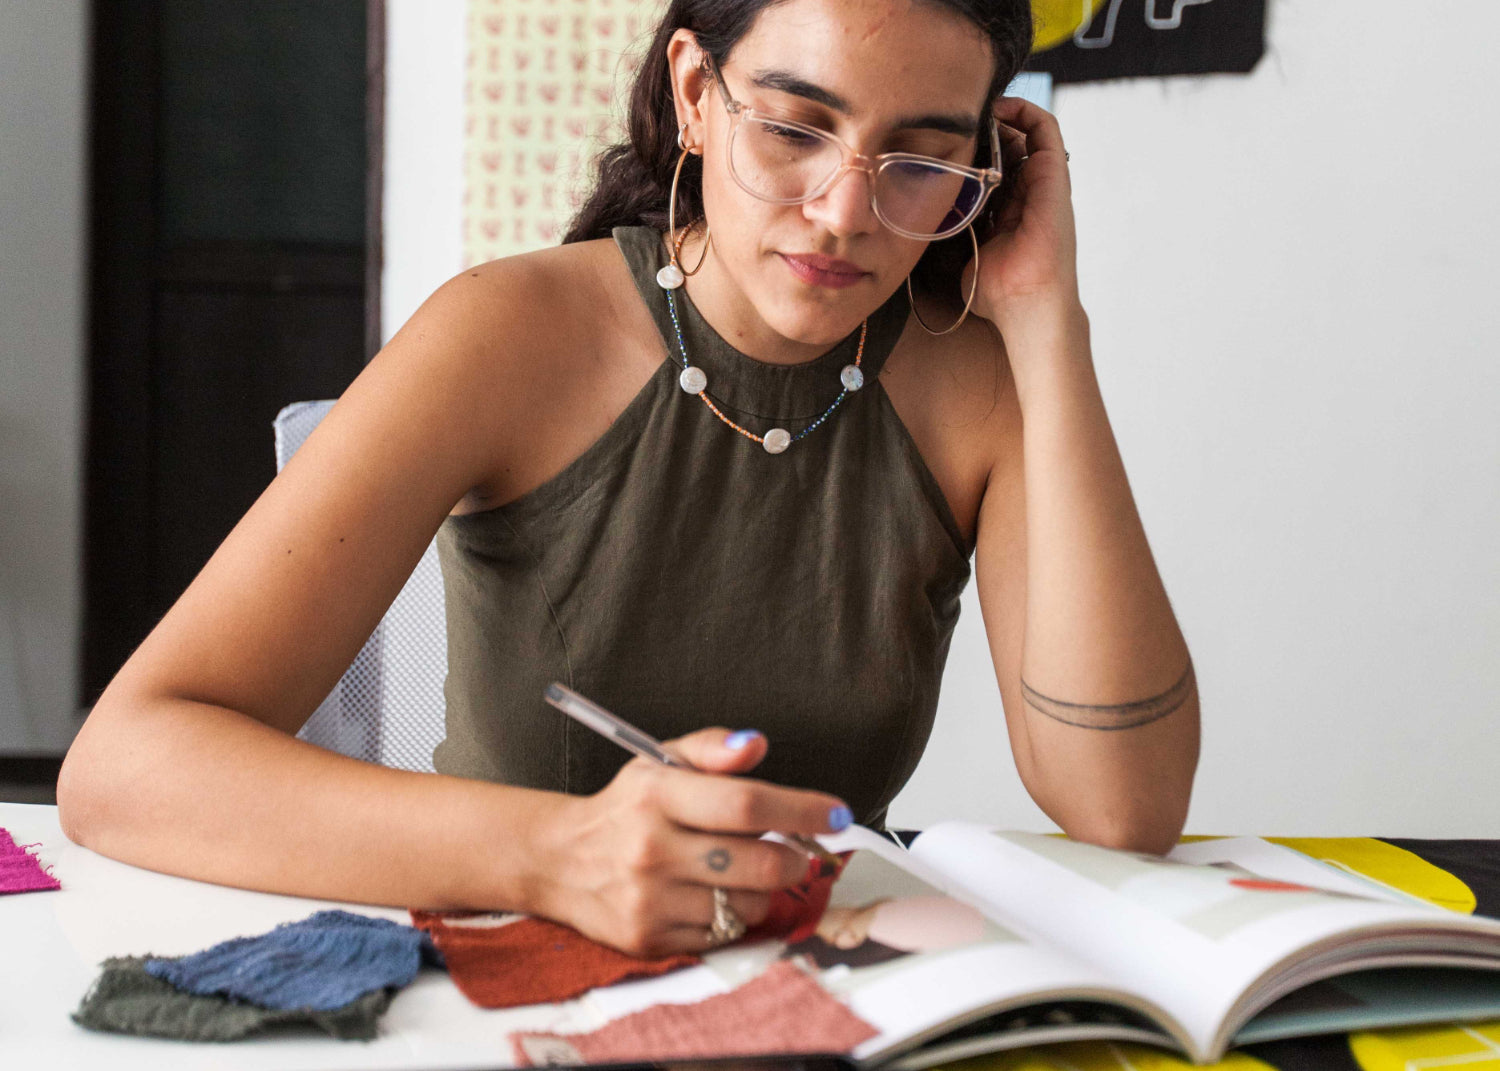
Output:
[705, 847, 732, 873]
[1022, 659, 1196, 731]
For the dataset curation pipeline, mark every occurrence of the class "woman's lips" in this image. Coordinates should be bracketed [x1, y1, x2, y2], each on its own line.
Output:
[778, 252, 868, 289]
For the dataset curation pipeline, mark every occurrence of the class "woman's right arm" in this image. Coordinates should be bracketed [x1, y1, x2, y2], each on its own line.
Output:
[56, 259, 848, 955]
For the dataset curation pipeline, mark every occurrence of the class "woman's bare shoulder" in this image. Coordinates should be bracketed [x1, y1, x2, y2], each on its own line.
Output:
[879, 291, 1019, 546]
[421, 236, 628, 360]
[411, 234, 666, 513]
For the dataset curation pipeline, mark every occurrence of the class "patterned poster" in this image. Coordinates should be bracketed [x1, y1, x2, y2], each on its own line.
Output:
[462, 0, 668, 268]
[1027, 0, 1266, 84]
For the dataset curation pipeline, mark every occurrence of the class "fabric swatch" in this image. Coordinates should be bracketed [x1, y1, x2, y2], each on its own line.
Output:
[511, 959, 880, 1065]
[0, 826, 61, 894]
[143, 909, 439, 1012]
[410, 911, 699, 1009]
[73, 956, 390, 1042]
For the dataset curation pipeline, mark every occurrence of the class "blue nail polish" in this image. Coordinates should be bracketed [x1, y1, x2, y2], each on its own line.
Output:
[724, 729, 762, 750]
[828, 805, 853, 832]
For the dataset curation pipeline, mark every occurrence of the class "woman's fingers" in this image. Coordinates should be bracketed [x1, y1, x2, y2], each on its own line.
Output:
[670, 884, 772, 929]
[566, 728, 851, 958]
[997, 121, 1030, 167]
[605, 883, 772, 959]
[653, 922, 751, 957]
[652, 765, 852, 839]
[652, 728, 853, 838]
[671, 829, 810, 890]
[993, 95, 1067, 159]
[651, 887, 773, 956]
[660, 726, 768, 774]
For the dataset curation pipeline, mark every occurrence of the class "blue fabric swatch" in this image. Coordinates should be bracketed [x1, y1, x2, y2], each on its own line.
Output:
[143, 909, 440, 1012]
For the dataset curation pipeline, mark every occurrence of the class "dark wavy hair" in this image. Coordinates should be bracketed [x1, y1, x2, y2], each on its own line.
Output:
[561, 0, 1033, 309]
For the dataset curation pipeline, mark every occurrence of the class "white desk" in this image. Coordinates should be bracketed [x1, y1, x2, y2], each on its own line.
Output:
[0, 802, 576, 1069]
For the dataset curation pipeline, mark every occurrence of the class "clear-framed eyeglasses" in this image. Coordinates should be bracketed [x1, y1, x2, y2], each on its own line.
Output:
[700, 51, 1003, 242]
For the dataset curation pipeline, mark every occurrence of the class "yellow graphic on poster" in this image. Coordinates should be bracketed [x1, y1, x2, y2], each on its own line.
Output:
[1265, 838, 1477, 915]
[1349, 1020, 1500, 1071]
[1176, 836, 1477, 915]
[463, 0, 669, 268]
[1031, 0, 1109, 51]
[943, 1039, 1275, 1071]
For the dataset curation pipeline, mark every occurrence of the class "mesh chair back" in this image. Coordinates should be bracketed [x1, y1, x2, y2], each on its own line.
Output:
[273, 401, 446, 772]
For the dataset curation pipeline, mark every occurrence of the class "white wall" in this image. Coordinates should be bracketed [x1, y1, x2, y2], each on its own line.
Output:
[382, 0, 467, 345]
[893, 0, 1500, 837]
[0, 1, 90, 753]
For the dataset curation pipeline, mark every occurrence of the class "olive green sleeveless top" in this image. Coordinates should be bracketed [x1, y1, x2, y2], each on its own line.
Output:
[433, 225, 973, 827]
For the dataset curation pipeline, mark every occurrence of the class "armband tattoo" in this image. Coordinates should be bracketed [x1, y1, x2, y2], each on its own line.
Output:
[1021, 659, 1195, 731]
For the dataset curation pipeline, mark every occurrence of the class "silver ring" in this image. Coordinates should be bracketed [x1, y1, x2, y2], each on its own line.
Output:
[709, 887, 746, 946]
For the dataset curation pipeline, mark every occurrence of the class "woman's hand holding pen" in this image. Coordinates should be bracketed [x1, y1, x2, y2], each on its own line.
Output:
[528, 727, 854, 958]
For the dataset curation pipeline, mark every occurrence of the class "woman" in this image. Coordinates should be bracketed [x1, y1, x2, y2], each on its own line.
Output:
[57, 0, 1199, 958]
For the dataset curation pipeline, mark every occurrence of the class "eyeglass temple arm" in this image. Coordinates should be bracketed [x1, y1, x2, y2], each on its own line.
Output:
[699, 49, 738, 115]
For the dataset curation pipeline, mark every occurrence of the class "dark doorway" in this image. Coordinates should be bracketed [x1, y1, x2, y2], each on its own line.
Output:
[83, 0, 385, 705]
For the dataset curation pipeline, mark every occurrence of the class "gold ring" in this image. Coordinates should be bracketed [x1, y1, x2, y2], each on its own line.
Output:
[709, 887, 746, 946]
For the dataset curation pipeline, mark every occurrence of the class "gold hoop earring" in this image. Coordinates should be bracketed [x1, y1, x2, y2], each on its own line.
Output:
[657, 143, 712, 289]
[674, 218, 711, 276]
[906, 224, 980, 336]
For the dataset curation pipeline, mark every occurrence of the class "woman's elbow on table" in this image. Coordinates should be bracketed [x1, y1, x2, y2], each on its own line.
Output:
[1056, 789, 1192, 857]
[55, 696, 136, 849]
[55, 687, 186, 851]
[56, 719, 106, 848]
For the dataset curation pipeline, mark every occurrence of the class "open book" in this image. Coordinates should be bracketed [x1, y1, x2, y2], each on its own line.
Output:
[516, 824, 1500, 1068]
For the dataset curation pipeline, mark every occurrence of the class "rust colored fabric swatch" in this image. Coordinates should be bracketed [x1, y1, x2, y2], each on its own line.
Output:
[410, 911, 699, 1009]
[511, 959, 879, 1065]
[745, 850, 850, 945]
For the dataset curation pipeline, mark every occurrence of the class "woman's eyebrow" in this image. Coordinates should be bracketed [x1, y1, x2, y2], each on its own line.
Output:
[746, 66, 979, 137]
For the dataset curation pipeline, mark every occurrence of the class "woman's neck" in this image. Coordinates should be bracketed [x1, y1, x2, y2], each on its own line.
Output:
[670, 225, 845, 368]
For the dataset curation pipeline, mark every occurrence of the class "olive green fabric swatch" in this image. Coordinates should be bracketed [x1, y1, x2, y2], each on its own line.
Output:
[72, 956, 392, 1042]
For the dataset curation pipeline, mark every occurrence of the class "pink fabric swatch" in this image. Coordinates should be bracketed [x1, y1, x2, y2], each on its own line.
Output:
[0, 827, 60, 895]
[511, 960, 879, 1066]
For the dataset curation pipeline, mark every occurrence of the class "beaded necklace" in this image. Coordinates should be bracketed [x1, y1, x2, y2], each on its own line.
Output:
[655, 229, 867, 456]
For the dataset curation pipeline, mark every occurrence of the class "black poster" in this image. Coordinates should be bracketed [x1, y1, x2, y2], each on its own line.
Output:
[1026, 0, 1267, 85]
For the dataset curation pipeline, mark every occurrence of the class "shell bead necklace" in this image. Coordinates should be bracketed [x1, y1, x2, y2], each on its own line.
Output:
[656, 228, 866, 456]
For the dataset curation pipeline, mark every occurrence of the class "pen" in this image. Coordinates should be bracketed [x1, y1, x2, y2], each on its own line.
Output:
[543, 681, 844, 871]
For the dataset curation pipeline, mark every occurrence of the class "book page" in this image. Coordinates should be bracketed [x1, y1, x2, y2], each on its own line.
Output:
[908, 824, 1500, 1060]
[1168, 837, 1429, 905]
[813, 828, 1179, 1063]
[574, 826, 1179, 1067]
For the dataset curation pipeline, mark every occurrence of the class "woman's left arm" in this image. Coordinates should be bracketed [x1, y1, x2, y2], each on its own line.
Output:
[969, 97, 1199, 855]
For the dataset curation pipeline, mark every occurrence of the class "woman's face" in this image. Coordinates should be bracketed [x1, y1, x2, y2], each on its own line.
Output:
[668, 0, 994, 348]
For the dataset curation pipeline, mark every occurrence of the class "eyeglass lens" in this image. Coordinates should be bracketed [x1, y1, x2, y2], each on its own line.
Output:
[731, 116, 984, 237]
